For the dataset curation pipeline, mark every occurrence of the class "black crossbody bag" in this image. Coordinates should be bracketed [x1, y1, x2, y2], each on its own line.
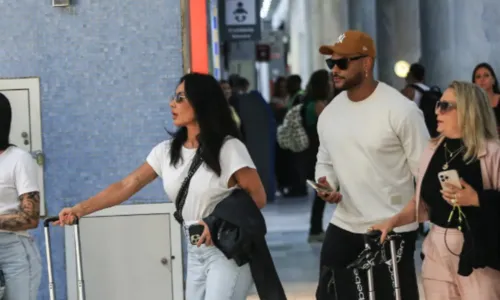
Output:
[173, 150, 203, 225]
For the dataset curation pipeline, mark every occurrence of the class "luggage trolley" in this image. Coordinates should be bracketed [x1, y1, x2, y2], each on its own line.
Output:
[348, 230, 402, 300]
[44, 216, 86, 300]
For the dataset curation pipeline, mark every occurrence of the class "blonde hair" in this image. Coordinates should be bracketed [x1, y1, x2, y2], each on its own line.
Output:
[447, 80, 499, 162]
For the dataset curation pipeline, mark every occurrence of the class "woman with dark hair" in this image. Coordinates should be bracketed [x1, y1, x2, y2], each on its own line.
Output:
[57, 73, 267, 299]
[0, 93, 42, 300]
[472, 62, 500, 130]
[301, 70, 339, 242]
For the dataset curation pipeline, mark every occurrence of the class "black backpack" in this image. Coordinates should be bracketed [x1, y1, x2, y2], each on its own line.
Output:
[410, 84, 441, 138]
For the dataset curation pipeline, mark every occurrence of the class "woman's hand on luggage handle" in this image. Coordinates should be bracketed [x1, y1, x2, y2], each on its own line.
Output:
[196, 220, 213, 247]
[369, 218, 396, 243]
[317, 177, 342, 204]
[54, 206, 83, 226]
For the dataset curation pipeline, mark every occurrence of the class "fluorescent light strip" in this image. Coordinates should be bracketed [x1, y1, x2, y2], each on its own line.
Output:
[260, 0, 272, 19]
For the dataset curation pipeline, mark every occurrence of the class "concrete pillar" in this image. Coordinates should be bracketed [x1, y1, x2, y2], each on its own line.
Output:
[310, 0, 348, 72]
[376, 0, 421, 89]
[420, 0, 500, 89]
[348, 0, 379, 78]
[309, 0, 326, 72]
[288, 0, 312, 84]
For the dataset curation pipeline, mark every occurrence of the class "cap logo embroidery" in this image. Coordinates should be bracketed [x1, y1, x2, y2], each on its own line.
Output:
[336, 33, 346, 44]
[362, 46, 368, 51]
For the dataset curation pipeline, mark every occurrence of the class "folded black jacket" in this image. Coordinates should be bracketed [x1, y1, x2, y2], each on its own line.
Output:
[203, 189, 287, 300]
[458, 190, 500, 276]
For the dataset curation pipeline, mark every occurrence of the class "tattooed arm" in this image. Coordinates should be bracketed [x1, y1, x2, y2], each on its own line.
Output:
[0, 191, 40, 231]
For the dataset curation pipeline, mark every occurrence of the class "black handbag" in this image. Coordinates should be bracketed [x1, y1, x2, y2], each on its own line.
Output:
[215, 220, 252, 266]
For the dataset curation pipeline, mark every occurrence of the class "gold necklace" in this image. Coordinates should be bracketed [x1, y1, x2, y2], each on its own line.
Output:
[442, 142, 464, 170]
[445, 143, 464, 158]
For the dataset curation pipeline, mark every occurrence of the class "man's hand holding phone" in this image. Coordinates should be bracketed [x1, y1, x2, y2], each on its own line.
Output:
[316, 177, 342, 204]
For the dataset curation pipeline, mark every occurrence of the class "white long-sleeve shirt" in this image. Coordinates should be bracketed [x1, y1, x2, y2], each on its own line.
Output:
[315, 82, 430, 234]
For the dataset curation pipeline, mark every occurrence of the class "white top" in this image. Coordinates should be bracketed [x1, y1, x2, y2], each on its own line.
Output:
[0, 146, 39, 235]
[315, 82, 430, 234]
[146, 137, 256, 223]
[412, 82, 430, 107]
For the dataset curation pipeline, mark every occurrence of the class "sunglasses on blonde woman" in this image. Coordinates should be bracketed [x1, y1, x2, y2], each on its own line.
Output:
[435, 100, 457, 113]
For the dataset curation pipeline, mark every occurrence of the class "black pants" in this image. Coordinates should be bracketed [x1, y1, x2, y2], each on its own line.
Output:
[309, 193, 326, 235]
[288, 152, 307, 196]
[275, 143, 292, 190]
[316, 224, 419, 300]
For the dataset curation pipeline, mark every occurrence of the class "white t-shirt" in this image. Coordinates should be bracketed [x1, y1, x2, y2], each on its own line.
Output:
[315, 82, 430, 234]
[146, 137, 256, 223]
[0, 146, 39, 234]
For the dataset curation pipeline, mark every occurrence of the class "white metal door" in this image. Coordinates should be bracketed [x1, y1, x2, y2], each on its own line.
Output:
[0, 78, 45, 216]
[78, 214, 174, 299]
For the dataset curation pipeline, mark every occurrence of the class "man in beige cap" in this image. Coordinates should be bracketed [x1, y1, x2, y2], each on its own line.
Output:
[313, 30, 428, 299]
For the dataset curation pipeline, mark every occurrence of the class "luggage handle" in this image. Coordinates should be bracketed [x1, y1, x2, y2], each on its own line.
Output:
[44, 215, 79, 227]
[363, 230, 402, 300]
[44, 215, 85, 300]
[364, 230, 401, 246]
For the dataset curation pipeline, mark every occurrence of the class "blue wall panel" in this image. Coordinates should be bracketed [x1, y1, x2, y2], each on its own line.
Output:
[0, 0, 182, 298]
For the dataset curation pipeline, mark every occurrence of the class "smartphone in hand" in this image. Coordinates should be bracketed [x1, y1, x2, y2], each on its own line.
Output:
[306, 180, 334, 194]
[188, 224, 204, 245]
[438, 170, 462, 191]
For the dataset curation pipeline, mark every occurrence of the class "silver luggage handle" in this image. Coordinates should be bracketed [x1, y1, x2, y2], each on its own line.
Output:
[388, 238, 401, 300]
[362, 230, 402, 300]
[44, 216, 85, 300]
[364, 230, 379, 300]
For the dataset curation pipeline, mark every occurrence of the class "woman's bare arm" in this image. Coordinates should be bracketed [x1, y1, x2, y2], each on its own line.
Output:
[230, 167, 266, 209]
[391, 196, 418, 227]
[74, 163, 158, 217]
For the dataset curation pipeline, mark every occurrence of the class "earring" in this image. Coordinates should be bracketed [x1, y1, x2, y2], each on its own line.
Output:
[365, 69, 368, 78]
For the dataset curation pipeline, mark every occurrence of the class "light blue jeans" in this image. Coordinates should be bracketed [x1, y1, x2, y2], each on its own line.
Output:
[185, 242, 253, 300]
[0, 232, 42, 300]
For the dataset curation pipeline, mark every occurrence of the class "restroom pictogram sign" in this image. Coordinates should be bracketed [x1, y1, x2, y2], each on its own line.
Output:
[220, 0, 261, 41]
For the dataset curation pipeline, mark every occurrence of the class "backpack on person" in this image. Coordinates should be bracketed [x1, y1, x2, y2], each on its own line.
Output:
[277, 104, 309, 152]
[410, 84, 441, 138]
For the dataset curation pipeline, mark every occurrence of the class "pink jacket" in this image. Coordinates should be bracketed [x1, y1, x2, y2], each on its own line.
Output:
[415, 137, 500, 222]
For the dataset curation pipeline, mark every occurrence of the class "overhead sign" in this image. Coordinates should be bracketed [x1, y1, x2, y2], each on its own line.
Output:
[219, 0, 261, 41]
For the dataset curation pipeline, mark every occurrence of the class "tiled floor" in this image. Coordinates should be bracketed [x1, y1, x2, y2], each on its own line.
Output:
[247, 192, 426, 299]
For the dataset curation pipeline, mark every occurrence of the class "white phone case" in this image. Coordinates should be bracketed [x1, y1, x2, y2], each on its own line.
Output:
[438, 169, 462, 190]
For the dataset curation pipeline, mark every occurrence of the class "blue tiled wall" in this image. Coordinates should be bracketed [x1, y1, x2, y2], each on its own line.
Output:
[0, 1, 182, 299]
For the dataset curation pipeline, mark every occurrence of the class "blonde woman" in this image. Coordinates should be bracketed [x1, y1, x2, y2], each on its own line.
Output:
[371, 81, 500, 299]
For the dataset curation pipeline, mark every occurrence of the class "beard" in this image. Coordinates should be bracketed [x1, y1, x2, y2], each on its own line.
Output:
[334, 71, 364, 91]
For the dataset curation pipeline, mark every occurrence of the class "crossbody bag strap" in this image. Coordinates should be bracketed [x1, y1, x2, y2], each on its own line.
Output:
[173, 151, 203, 225]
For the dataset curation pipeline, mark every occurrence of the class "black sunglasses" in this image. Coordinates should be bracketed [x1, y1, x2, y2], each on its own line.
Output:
[325, 55, 367, 70]
[435, 100, 457, 113]
[171, 93, 186, 103]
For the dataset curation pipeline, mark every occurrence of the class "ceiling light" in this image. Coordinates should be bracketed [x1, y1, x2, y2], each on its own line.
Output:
[260, 0, 272, 19]
[394, 60, 410, 78]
